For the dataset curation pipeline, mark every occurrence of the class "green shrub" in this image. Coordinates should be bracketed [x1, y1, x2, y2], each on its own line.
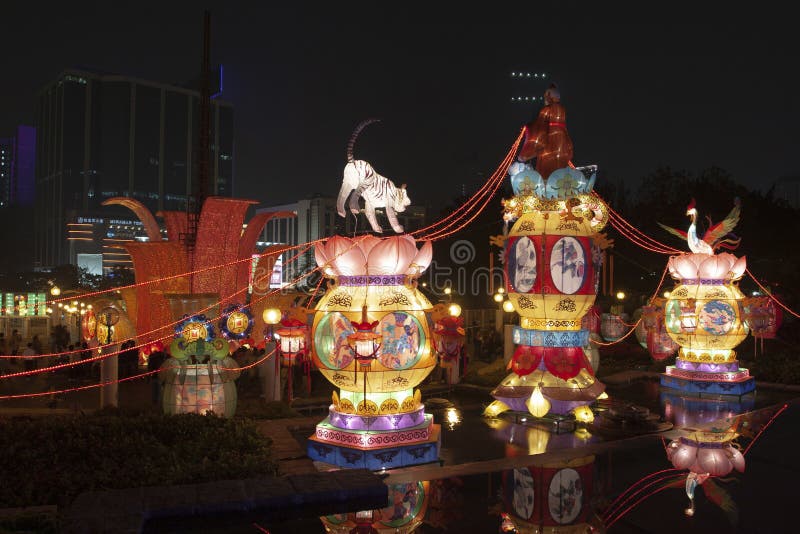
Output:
[0, 411, 277, 509]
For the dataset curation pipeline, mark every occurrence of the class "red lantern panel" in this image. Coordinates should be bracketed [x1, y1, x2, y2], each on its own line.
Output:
[512, 346, 544, 376]
[542, 346, 588, 380]
[505, 235, 595, 296]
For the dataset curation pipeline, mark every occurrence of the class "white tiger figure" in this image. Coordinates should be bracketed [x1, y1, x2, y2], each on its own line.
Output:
[336, 119, 411, 234]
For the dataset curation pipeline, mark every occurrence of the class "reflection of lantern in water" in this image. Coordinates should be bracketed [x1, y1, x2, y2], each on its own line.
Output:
[320, 481, 430, 533]
[307, 235, 441, 469]
[495, 153, 610, 418]
[666, 425, 745, 517]
[660, 251, 754, 395]
[500, 456, 597, 532]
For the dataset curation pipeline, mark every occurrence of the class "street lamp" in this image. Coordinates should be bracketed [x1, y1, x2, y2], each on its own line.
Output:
[275, 317, 308, 403]
[262, 308, 281, 340]
[99, 306, 120, 344]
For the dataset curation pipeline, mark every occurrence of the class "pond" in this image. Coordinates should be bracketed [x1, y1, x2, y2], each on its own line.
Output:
[145, 378, 799, 533]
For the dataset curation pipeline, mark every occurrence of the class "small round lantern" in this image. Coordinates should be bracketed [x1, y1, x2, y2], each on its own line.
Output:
[276, 318, 308, 367]
[347, 305, 382, 367]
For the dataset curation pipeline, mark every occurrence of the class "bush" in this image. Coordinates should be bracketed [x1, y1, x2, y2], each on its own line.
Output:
[0, 411, 277, 509]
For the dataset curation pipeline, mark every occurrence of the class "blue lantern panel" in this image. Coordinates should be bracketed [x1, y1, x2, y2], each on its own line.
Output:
[377, 312, 425, 370]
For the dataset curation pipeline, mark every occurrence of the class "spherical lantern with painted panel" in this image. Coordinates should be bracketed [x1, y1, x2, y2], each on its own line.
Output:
[661, 251, 754, 394]
[308, 235, 440, 470]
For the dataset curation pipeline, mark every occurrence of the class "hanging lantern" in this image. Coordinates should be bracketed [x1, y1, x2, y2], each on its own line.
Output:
[98, 306, 120, 344]
[742, 296, 780, 339]
[433, 315, 465, 368]
[347, 306, 382, 367]
[646, 327, 679, 361]
[600, 313, 627, 342]
[678, 300, 698, 334]
[641, 299, 665, 332]
[276, 317, 308, 366]
[81, 309, 97, 341]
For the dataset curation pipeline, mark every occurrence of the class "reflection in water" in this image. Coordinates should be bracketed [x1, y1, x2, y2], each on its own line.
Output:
[498, 455, 604, 533]
[321, 481, 429, 533]
[661, 390, 755, 428]
[601, 402, 789, 530]
[444, 407, 461, 430]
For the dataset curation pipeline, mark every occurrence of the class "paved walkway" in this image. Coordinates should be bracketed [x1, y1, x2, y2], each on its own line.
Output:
[255, 416, 320, 476]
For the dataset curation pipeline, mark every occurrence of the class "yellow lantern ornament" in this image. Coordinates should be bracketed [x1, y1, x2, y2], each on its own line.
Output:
[307, 235, 441, 470]
[658, 198, 754, 395]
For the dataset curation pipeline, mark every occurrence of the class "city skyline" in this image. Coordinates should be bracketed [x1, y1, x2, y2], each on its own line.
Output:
[1, 4, 797, 209]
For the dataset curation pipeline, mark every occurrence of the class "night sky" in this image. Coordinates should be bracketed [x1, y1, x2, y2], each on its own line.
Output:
[1, 3, 796, 208]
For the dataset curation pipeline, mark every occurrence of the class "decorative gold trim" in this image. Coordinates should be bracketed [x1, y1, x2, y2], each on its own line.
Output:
[520, 317, 582, 330]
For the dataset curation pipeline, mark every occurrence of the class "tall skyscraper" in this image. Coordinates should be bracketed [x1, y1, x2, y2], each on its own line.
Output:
[34, 68, 234, 269]
[0, 125, 35, 208]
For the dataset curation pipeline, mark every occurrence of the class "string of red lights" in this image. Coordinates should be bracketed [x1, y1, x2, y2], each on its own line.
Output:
[601, 468, 684, 523]
[411, 128, 523, 240]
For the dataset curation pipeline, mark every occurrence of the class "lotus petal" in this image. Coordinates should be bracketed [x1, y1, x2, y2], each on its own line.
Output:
[729, 446, 746, 472]
[356, 234, 382, 258]
[670, 443, 697, 470]
[699, 255, 733, 279]
[367, 236, 417, 275]
[730, 256, 747, 281]
[674, 255, 699, 280]
[409, 240, 433, 275]
[314, 245, 329, 269]
[324, 236, 367, 276]
[698, 447, 734, 477]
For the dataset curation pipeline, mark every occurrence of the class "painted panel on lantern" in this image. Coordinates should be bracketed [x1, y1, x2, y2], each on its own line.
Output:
[665, 299, 683, 334]
[377, 312, 424, 370]
[699, 300, 736, 335]
[548, 467, 582, 524]
[378, 481, 426, 527]
[507, 236, 538, 293]
[549, 237, 586, 295]
[509, 467, 535, 520]
[315, 312, 356, 369]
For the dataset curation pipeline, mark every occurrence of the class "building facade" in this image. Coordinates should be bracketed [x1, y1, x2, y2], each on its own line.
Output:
[34, 68, 233, 270]
[0, 125, 36, 208]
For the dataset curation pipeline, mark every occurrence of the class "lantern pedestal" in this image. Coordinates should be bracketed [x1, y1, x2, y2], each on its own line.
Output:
[307, 413, 441, 470]
[660, 369, 755, 396]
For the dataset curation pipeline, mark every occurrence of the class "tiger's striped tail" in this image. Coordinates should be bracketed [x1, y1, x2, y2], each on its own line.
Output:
[346, 118, 381, 162]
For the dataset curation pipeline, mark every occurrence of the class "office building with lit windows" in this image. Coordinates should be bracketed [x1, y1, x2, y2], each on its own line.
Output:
[34, 68, 233, 271]
[0, 125, 36, 208]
